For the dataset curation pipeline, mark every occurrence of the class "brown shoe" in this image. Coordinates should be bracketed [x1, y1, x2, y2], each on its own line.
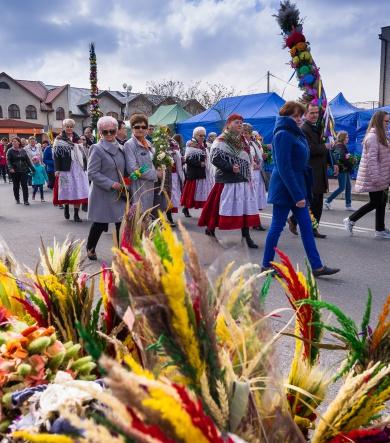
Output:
[313, 229, 327, 239]
[287, 217, 298, 235]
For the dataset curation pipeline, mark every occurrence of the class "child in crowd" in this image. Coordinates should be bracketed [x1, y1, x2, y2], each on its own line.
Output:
[31, 156, 48, 202]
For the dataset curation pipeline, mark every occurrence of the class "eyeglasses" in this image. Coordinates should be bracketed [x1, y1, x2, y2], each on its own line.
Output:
[102, 129, 116, 136]
[384, 120, 390, 123]
[133, 125, 148, 130]
[197, 134, 206, 137]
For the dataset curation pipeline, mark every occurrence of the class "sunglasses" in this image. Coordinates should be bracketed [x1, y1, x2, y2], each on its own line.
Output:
[102, 129, 116, 135]
[132, 125, 148, 130]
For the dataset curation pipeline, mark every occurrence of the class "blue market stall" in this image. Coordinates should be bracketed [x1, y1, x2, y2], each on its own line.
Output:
[176, 92, 285, 143]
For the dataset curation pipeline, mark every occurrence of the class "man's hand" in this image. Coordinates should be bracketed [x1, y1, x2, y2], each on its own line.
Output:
[296, 199, 306, 208]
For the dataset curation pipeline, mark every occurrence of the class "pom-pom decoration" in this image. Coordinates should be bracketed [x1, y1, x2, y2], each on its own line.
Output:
[274, 1, 336, 140]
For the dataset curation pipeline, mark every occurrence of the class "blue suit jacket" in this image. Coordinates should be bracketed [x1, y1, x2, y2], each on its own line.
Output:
[267, 116, 312, 207]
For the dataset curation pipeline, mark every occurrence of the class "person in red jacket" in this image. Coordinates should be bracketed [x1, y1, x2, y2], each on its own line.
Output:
[0, 139, 8, 183]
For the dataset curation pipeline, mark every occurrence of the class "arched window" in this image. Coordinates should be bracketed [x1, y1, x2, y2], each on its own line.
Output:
[0, 82, 10, 89]
[0, 106, 2, 118]
[26, 105, 37, 119]
[56, 107, 65, 121]
[8, 104, 20, 119]
[107, 111, 119, 119]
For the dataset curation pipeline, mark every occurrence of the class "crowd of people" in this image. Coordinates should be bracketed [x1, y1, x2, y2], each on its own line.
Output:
[1, 102, 389, 275]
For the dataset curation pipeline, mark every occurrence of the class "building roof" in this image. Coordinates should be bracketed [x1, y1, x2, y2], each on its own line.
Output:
[0, 119, 44, 129]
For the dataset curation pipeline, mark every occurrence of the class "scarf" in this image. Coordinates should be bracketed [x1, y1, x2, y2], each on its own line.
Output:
[211, 130, 251, 180]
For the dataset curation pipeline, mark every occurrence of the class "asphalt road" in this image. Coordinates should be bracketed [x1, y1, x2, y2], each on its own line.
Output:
[0, 182, 389, 383]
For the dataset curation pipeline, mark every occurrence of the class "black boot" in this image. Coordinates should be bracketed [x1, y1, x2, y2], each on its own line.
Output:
[74, 207, 82, 222]
[205, 228, 216, 237]
[166, 211, 176, 227]
[242, 227, 258, 249]
[64, 204, 70, 220]
[182, 207, 191, 218]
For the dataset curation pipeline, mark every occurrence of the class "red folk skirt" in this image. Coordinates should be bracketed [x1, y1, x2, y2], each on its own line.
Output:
[180, 179, 205, 209]
[198, 182, 260, 230]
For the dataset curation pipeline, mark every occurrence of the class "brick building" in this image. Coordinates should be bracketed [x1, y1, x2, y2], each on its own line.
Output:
[0, 72, 205, 139]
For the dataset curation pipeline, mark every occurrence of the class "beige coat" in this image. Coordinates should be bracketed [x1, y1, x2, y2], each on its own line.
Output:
[355, 129, 390, 193]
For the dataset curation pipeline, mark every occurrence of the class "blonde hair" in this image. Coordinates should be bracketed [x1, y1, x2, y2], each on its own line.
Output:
[336, 131, 349, 144]
[364, 111, 389, 147]
[62, 118, 75, 128]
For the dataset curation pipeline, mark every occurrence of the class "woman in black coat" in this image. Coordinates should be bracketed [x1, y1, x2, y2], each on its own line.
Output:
[6, 137, 34, 205]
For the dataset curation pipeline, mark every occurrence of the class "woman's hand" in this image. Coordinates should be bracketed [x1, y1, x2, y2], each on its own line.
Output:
[200, 161, 206, 167]
[9, 168, 15, 174]
[111, 182, 122, 191]
[55, 171, 61, 177]
[296, 199, 306, 208]
[232, 164, 240, 174]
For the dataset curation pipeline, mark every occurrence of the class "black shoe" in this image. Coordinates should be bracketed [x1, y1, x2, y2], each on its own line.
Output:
[287, 217, 298, 235]
[59, 204, 64, 209]
[15, 200, 20, 204]
[244, 236, 258, 248]
[253, 225, 266, 231]
[64, 205, 70, 219]
[24, 201, 30, 206]
[182, 207, 191, 218]
[87, 249, 97, 261]
[166, 212, 176, 227]
[205, 228, 216, 237]
[74, 213, 82, 222]
[313, 266, 340, 277]
[313, 229, 327, 239]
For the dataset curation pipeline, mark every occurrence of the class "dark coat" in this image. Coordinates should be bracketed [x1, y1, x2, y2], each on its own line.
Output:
[185, 153, 207, 180]
[333, 143, 352, 173]
[43, 145, 55, 173]
[301, 121, 331, 194]
[268, 116, 312, 207]
[6, 148, 34, 174]
[53, 132, 81, 172]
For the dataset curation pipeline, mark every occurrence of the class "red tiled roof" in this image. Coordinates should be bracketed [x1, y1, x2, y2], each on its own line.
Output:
[46, 85, 67, 103]
[0, 119, 44, 129]
[15, 80, 48, 101]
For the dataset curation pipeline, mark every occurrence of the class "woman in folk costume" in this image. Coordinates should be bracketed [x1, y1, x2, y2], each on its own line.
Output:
[166, 135, 185, 227]
[198, 114, 260, 248]
[53, 119, 89, 222]
[242, 124, 267, 231]
[181, 127, 214, 218]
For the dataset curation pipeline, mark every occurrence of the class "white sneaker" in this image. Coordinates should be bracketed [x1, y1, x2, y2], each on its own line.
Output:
[343, 217, 354, 236]
[324, 201, 331, 210]
[375, 230, 390, 239]
[345, 206, 355, 211]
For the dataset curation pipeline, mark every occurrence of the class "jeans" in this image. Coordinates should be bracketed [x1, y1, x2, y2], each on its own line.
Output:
[326, 172, 351, 206]
[11, 172, 29, 202]
[32, 184, 44, 200]
[262, 205, 323, 270]
[86, 222, 121, 252]
[349, 190, 387, 231]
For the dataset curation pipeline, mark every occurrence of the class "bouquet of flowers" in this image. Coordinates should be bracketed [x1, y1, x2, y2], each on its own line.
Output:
[152, 126, 174, 170]
[262, 144, 273, 164]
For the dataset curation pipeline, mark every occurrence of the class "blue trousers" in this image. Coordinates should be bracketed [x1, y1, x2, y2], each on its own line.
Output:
[325, 172, 351, 206]
[262, 205, 323, 270]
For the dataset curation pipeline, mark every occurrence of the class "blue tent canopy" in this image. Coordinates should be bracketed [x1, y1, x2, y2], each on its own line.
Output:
[176, 92, 285, 143]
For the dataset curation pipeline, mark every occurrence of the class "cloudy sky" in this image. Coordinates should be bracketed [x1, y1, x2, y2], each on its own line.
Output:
[1, 0, 388, 103]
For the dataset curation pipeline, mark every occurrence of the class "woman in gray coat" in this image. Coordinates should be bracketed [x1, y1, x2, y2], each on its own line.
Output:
[86, 116, 126, 260]
[124, 113, 161, 214]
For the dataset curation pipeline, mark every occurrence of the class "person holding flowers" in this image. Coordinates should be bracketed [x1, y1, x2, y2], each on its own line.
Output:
[86, 116, 127, 260]
[198, 114, 260, 248]
[124, 113, 161, 214]
[324, 131, 355, 211]
[181, 126, 214, 218]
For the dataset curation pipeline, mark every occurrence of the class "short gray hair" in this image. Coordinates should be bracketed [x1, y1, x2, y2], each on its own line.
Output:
[193, 126, 206, 137]
[97, 116, 118, 131]
[63, 118, 75, 128]
[242, 123, 253, 132]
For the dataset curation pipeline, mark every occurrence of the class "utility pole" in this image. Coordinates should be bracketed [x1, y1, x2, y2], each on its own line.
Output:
[267, 70, 270, 93]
